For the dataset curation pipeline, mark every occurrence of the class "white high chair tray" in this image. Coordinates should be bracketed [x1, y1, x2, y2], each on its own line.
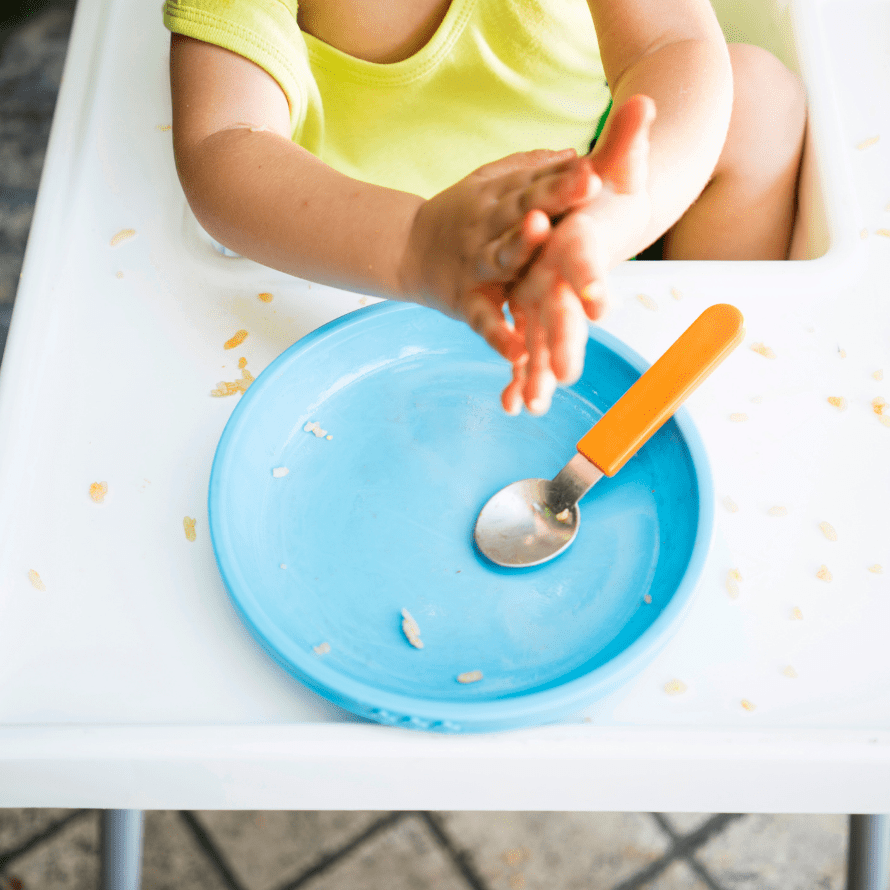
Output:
[0, 0, 889, 811]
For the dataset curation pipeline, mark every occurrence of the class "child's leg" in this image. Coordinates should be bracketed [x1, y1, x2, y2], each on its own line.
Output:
[662, 43, 807, 261]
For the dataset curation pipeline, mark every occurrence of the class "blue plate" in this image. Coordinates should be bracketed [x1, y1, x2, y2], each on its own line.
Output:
[209, 303, 713, 733]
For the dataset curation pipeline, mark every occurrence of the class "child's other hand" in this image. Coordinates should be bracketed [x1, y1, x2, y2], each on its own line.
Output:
[502, 94, 656, 415]
[400, 147, 603, 364]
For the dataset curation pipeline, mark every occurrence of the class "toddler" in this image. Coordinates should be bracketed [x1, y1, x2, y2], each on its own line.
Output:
[164, 0, 806, 414]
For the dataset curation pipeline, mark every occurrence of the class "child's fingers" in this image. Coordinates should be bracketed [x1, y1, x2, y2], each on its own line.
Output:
[588, 94, 655, 195]
[501, 355, 527, 415]
[479, 210, 550, 281]
[462, 286, 526, 363]
[523, 331, 558, 415]
[543, 278, 590, 384]
[548, 214, 611, 321]
[472, 147, 578, 182]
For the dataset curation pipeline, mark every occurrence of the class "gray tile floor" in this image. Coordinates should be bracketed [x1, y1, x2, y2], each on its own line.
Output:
[0, 4, 859, 890]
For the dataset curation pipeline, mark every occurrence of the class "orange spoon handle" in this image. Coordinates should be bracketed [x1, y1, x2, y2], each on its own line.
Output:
[577, 303, 745, 476]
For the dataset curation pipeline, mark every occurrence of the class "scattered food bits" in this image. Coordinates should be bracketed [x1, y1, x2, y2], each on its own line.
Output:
[210, 368, 253, 397]
[670, 287, 683, 300]
[750, 342, 776, 359]
[156, 124, 172, 131]
[643, 594, 652, 604]
[856, 135, 880, 150]
[868, 564, 883, 574]
[838, 348, 847, 359]
[783, 665, 799, 679]
[280, 564, 287, 570]
[880, 416, 890, 428]
[768, 506, 788, 517]
[827, 396, 847, 410]
[109, 228, 136, 247]
[817, 564, 832, 582]
[730, 412, 748, 422]
[726, 568, 742, 598]
[664, 679, 687, 695]
[872, 397, 887, 415]
[358, 296, 370, 306]
[861, 229, 870, 240]
[313, 642, 331, 656]
[28, 569, 46, 591]
[509, 875, 526, 890]
[115, 271, 124, 279]
[238, 357, 247, 369]
[723, 496, 739, 513]
[224, 329, 248, 350]
[457, 670, 483, 684]
[877, 229, 890, 238]
[750, 395, 763, 404]
[874, 370, 884, 381]
[401, 608, 424, 649]
[636, 293, 658, 311]
[183, 516, 197, 542]
[729, 568, 743, 582]
[89, 481, 108, 503]
[272, 467, 289, 478]
[502, 848, 531, 867]
[819, 521, 838, 541]
[741, 699, 756, 712]
[303, 420, 329, 438]
[325, 434, 333, 441]
[257, 292, 274, 303]
[791, 606, 804, 620]
[555, 508, 571, 523]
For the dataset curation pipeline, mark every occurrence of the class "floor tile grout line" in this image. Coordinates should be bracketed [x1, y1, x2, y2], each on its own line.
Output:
[271, 811, 408, 890]
[605, 813, 748, 890]
[649, 814, 731, 890]
[0, 809, 91, 871]
[419, 812, 492, 890]
[178, 810, 251, 890]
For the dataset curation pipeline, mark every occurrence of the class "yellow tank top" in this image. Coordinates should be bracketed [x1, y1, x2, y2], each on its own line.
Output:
[163, 0, 610, 198]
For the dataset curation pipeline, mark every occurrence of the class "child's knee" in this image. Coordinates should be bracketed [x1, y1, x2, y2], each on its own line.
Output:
[721, 43, 806, 178]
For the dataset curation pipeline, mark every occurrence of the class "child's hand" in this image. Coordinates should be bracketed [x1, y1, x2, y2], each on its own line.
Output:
[400, 148, 603, 364]
[501, 95, 657, 415]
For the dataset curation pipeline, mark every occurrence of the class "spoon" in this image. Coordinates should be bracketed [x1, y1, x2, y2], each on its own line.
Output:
[474, 303, 745, 567]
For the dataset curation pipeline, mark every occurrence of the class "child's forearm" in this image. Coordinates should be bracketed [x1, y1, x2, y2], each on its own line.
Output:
[603, 37, 733, 259]
[175, 126, 424, 300]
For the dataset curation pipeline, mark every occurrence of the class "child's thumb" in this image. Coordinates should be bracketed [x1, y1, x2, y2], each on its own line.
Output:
[588, 94, 656, 194]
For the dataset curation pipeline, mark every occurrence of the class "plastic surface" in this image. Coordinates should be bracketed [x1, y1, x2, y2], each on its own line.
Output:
[578, 304, 745, 476]
[208, 303, 714, 732]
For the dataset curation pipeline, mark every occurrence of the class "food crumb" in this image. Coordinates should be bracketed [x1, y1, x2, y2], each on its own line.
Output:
[750, 342, 776, 359]
[359, 296, 370, 306]
[768, 506, 788, 517]
[741, 699, 756, 712]
[791, 606, 804, 620]
[509, 874, 526, 890]
[304, 420, 329, 438]
[880, 415, 890, 428]
[874, 370, 884, 381]
[636, 293, 658, 311]
[401, 608, 424, 649]
[257, 292, 274, 303]
[670, 287, 683, 300]
[326, 434, 333, 441]
[827, 396, 847, 410]
[750, 395, 763, 404]
[838, 348, 847, 359]
[156, 124, 172, 131]
[210, 368, 253, 397]
[313, 642, 331, 656]
[280, 564, 287, 570]
[502, 848, 531, 867]
[726, 568, 742, 598]
[877, 229, 890, 238]
[817, 564, 832, 582]
[555, 508, 571, 523]
[856, 135, 880, 150]
[730, 412, 748, 422]
[861, 228, 870, 240]
[89, 481, 108, 503]
[643, 594, 652, 604]
[819, 521, 838, 541]
[238, 357, 247, 369]
[224, 329, 248, 350]
[664, 679, 687, 695]
[783, 665, 799, 679]
[868, 564, 883, 574]
[872, 397, 887, 415]
[723, 496, 739, 513]
[115, 271, 124, 279]
[109, 228, 136, 247]
[28, 569, 46, 591]
[272, 467, 289, 478]
[183, 516, 197, 542]
[457, 670, 483, 684]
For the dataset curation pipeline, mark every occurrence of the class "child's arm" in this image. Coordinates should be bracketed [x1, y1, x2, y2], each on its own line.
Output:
[501, 0, 734, 414]
[169, 34, 602, 366]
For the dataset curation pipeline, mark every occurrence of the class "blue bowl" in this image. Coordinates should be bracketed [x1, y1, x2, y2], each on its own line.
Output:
[208, 303, 714, 732]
